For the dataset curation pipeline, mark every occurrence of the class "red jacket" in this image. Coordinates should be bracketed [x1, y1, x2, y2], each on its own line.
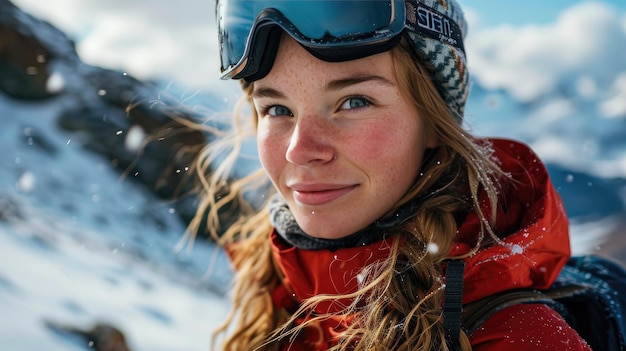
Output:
[268, 139, 591, 350]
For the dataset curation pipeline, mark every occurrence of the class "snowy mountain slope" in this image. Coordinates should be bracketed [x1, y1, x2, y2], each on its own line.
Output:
[0, 92, 232, 351]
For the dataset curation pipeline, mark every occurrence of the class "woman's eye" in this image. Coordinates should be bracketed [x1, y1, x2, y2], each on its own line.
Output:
[340, 97, 370, 110]
[267, 105, 293, 117]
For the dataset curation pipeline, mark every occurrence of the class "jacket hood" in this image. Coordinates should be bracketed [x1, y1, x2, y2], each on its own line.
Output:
[452, 138, 570, 303]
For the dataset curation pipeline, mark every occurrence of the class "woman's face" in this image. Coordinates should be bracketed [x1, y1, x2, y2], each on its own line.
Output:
[253, 36, 437, 239]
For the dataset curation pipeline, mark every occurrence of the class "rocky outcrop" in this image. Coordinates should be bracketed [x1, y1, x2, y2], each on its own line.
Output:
[45, 321, 132, 351]
[0, 0, 239, 235]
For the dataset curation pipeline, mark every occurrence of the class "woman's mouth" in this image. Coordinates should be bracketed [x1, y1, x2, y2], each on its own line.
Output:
[289, 184, 357, 206]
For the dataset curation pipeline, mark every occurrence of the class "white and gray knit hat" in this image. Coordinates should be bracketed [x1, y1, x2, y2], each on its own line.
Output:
[404, 0, 469, 123]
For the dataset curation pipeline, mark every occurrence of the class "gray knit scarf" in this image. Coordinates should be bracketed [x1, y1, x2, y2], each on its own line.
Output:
[268, 194, 418, 251]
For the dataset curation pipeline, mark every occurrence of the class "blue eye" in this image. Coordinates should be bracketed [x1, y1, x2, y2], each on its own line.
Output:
[340, 97, 370, 110]
[267, 105, 293, 117]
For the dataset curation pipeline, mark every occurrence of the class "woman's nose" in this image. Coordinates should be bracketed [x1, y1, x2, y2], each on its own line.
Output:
[285, 114, 336, 166]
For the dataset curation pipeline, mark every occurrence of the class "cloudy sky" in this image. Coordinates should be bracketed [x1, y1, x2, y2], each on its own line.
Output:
[10, 0, 626, 107]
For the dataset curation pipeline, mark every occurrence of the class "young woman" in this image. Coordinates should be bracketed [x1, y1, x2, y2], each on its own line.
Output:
[190, 0, 592, 350]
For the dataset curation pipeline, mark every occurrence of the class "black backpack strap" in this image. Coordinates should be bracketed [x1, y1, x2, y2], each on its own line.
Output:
[461, 284, 588, 336]
[443, 260, 465, 351]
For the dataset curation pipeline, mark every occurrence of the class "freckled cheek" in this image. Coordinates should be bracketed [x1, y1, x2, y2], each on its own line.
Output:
[351, 123, 421, 183]
[257, 131, 286, 180]
[350, 127, 400, 165]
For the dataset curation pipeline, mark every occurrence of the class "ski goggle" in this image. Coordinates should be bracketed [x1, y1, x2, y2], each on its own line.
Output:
[217, 0, 465, 81]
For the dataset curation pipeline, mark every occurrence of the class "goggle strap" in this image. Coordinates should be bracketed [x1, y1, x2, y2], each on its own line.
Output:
[241, 27, 282, 82]
[304, 35, 403, 63]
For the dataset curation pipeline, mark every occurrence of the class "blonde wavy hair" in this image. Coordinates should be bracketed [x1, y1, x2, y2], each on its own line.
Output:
[188, 38, 505, 351]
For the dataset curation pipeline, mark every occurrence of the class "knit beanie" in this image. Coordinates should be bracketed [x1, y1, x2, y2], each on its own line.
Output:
[405, 0, 469, 123]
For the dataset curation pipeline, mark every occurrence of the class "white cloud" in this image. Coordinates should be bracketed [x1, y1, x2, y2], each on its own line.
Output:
[600, 72, 626, 118]
[528, 98, 574, 125]
[466, 2, 626, 101]
[576, 75, 598, 99]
